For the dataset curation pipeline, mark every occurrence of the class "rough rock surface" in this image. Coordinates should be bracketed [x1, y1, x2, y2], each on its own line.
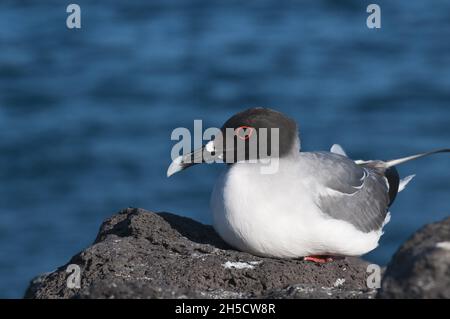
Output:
[24, 208, 377, 299]
[378, 217, 450, 299]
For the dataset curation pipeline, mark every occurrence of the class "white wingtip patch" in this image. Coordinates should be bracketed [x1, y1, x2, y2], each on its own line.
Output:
[398, 174, 416, 192]
[382, 212, 391, 227]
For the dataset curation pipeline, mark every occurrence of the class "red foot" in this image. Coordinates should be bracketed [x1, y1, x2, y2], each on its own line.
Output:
[303, 255, 334, 263]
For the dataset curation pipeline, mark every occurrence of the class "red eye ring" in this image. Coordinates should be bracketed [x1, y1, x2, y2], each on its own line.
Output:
[235, 126, 254, 140]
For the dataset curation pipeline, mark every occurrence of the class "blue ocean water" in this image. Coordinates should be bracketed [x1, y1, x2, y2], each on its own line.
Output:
[0, 0, 449, 298]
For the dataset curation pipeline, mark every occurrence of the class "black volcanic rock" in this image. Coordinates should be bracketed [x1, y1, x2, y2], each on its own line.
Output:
[24, 208, 378, 299]
[378, 217, 450, 299]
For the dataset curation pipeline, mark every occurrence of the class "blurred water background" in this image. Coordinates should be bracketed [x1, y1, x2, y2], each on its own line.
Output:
[0, 0, 449, 298]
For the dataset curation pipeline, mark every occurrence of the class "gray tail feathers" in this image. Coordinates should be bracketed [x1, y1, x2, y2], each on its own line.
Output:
[385, 148, 450, 168]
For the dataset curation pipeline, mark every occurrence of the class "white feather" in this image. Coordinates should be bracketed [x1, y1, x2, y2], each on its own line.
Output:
[398, 174, 415, 192]
[330, 144, 347, 157]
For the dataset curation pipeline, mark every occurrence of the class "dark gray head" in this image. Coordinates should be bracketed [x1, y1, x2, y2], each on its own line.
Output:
[167, 107, 299, 176]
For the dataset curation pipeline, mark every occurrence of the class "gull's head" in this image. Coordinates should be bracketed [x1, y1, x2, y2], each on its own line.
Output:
[167, 107, 299, 177]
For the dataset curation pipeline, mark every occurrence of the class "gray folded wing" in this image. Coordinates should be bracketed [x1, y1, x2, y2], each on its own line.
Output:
[302, 152, 390, 233]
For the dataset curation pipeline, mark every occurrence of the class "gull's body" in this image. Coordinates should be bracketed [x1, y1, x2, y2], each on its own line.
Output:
[211, 150, 387, 258]
[211, 156, 382, 258]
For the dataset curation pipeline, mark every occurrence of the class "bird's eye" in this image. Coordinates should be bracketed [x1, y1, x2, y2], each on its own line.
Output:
[235, 126, 254, 140]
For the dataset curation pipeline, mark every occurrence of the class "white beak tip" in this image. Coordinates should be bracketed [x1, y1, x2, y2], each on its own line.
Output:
[167, 156, 183, 177]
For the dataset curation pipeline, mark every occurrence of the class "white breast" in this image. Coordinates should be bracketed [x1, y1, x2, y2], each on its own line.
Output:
[210, 158, 385, 258]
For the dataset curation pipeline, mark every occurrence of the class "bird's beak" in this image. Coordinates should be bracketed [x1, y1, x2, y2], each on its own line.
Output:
[167, 141, 221, 177]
